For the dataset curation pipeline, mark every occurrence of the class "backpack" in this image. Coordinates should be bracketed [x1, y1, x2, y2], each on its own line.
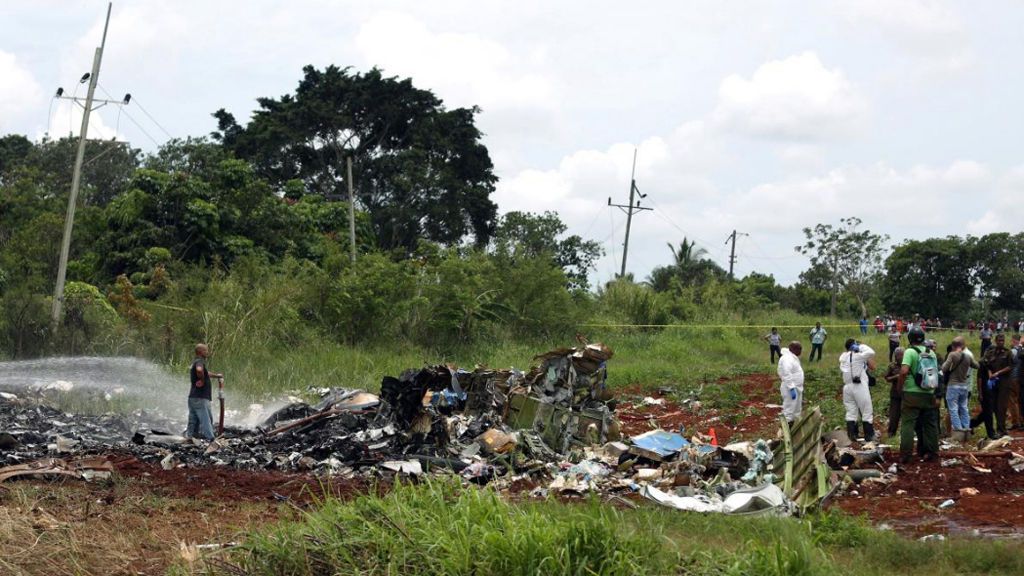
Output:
[912, 346, 940, 390]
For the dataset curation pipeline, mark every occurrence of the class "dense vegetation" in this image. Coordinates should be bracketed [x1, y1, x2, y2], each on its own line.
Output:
[1, 64, 1023, 368]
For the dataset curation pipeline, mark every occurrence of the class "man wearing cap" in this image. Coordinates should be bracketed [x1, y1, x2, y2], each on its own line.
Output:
[898, 326, 939, 463]
[840, 338, 877, 441]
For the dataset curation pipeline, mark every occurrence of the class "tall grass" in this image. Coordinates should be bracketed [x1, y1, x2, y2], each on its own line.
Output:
[223, 481, 1024, 576]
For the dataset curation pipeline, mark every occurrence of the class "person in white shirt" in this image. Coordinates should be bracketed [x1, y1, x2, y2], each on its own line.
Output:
[778, 341, 805, 423]
[840, 338, 877, 441]
[763, 327, 783, 364]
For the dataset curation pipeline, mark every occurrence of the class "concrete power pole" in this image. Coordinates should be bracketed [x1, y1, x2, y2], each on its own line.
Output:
[52, 2, 112, 331]
[346, 155, 356, 264]
[724, 229, 748, 280]
[608, 149, 652, 278]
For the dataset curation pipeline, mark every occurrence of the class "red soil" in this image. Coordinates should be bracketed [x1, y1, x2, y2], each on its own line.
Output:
[833, 441, 1024, 536]
[616, 373, 784, 444]
[110, 454, 370, 504]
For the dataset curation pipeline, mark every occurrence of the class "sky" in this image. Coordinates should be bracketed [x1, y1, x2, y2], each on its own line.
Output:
[1, 0, 1023, 286]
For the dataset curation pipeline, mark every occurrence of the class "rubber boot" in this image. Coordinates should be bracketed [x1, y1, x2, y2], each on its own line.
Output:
[846, 421, 859, 442]
[862, 421, 876, 443]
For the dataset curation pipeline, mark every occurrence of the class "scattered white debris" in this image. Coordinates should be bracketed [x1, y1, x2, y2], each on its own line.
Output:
[44, 380, 74, 392]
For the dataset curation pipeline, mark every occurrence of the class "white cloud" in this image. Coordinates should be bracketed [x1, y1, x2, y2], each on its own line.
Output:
[45, 99, 121, 140]
[708, 160, 991, 236]
[495, 121, 726, 281]
[836, 0, 961, 36]
[354, 11, 557, 112]
[713, 51, 867, 140]
[0, 50, 42, 131]
[966, 165, 1024, 235]
[833, 0, 970, 70]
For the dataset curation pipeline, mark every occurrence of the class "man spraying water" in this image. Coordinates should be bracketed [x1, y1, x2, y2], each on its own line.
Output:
[187, 343, 223, 441]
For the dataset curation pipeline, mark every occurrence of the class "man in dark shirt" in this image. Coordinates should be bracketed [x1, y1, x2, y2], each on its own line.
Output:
[187, 343, 223, 440]
[884, 348, 904, 439]
[977, 334, 1014, 438]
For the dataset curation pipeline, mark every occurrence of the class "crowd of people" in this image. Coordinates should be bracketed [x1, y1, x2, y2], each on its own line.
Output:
[767, 319, 1024, 465]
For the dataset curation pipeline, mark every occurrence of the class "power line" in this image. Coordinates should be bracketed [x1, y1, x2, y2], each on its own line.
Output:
[130, 95, 174, 140]
[96, 83, 164, 147]
[607, 149, 651, 277]
[118, 106, 162, 148]
[580, 202, 606, 238]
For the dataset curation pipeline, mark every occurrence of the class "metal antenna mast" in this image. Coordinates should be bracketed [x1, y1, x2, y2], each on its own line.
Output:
[608, 149, 651, 278]
[52, 2, 114, 331]
[724, 229, 748, 280]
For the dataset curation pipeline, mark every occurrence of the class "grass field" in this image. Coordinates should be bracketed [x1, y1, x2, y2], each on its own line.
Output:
[222, 480, 1024, 576]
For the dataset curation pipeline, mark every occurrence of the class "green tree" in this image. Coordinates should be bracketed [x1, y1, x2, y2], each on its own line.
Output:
[647, 237, 725, 291]
[28, 136, 140, 206]
[796, 217, 888, 317]
[881, 237, 974, 319]
[0, 134, 33, 182]
[213, 65, 498, 251]
[492, 211, 602, 291]
[969, 233, 1024, 311]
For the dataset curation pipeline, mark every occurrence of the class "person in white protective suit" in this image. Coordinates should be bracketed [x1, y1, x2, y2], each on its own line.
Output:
[840, 338, 877, 441]
[778, 341, 804, 422]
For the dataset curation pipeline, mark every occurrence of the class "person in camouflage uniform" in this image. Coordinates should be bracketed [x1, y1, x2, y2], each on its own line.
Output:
[979, 334, 1015, 438]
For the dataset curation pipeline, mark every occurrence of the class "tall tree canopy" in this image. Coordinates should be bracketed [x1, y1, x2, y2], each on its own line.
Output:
[492, 211, 603, 292]
[881, 237, 975, 319]
[796, 216, 888, 317]
[968, 233, 1024, 311]
[213, 65, 498, 252]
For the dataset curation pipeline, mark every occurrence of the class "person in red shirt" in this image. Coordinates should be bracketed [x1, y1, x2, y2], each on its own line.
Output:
[896, 318, 905, 333]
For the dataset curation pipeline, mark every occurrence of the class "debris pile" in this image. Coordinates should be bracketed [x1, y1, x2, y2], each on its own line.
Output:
[0, 343, 804, 516]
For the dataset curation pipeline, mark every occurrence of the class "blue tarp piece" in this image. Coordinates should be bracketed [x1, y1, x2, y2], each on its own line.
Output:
[630, 429, 690, 459]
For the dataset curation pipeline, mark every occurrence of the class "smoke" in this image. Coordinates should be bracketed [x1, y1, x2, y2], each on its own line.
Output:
[0, 356, 289, 428]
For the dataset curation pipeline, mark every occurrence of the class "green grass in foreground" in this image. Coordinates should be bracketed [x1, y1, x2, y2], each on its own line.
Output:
[215, 480, 1024, 576]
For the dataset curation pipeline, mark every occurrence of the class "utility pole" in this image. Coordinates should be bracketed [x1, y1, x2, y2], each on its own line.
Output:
[52, 2, 113, 332]
[346, 155, 356, 263]
[608, 149, 652, 278]
[724, 229, 748, 280]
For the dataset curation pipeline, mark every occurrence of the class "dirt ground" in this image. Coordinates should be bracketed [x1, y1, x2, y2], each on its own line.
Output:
[615, 372, 1024, 538]
[0, 456, 370, 575]
[833, 440, 1024, 538]
[616, 373, 783, 444]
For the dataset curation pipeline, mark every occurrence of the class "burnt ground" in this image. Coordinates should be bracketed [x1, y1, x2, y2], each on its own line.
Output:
[110, 454, 371, 503]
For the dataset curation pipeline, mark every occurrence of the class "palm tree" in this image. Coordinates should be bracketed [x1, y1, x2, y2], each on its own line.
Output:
[667, 238, 708, 268]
